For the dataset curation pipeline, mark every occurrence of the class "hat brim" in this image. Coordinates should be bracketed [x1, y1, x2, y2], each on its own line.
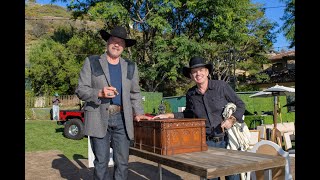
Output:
[182, 63, 213, 78]
[100, 30, 136, 47]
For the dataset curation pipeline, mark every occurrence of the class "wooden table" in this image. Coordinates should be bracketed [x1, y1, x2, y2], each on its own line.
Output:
[129, 147, 286, 180]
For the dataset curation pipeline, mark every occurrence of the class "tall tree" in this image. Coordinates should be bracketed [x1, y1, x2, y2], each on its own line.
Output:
[26, 38, 79, 96]
[279, 0, 295, 48]
[26, 25, 104, 96]
[51, 0, 277, 95]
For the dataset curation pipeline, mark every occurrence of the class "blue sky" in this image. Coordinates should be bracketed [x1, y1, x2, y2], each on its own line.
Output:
[252, 0, 293, 51]
[35, 0, 293, 51]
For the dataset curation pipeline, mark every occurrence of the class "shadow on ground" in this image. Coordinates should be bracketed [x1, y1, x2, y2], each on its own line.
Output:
[50, 153, 182, 180]
[52, 154, 92, 180]
[128, 162, 182, 180]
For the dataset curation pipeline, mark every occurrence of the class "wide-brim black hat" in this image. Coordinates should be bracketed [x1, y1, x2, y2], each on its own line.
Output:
[182, 56, 213, 78]
[99, 26, 137, 47]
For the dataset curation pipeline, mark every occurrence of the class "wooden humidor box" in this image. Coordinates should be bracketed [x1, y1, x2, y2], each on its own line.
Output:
[133, 118, 208, 155]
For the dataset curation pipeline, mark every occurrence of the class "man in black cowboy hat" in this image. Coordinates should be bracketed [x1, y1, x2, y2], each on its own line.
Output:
[153, 56, 245, 180]
[76, 26, 151, 180]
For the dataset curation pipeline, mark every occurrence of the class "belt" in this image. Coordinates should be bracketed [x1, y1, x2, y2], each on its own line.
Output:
[206, 136, 225, 142]
[108, 105, 123, 115]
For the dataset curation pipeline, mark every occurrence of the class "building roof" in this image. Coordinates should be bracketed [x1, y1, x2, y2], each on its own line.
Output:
[246, 50, 296, 85]
[268, 50, 295, 62]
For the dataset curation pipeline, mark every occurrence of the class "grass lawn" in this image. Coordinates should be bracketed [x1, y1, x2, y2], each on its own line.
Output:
[25, 119, 295, 160]
[25, 120, 88, 160]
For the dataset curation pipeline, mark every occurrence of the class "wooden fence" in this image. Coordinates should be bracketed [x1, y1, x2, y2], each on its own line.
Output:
[25, 95, 81, 108]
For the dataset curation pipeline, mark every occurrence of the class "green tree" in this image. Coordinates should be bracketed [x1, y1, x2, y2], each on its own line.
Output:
[26, 24, 105, 96]
[26, 38, 80, 96]
[47, 0, 278, 95]
[65, 28, 106, 63]
[279, 0, 295, 48]
[255, 72, 270, 83]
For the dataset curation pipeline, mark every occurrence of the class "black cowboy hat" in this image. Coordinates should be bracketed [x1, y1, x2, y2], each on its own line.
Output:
[182, 56, 213, 78]
[99, 26, 137, 47]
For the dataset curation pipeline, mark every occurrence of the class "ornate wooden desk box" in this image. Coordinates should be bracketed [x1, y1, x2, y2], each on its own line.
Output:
[133, 118, 208, 155]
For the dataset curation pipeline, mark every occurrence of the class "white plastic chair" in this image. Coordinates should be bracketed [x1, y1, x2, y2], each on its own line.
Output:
[246, 140, 293, 180]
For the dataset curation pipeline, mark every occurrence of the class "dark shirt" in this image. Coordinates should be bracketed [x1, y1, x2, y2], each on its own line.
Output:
[173, 80, 245, 137]
[52, 97, 60, 105]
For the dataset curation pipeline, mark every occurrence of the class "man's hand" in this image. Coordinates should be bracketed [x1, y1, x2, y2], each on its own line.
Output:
[99, 86, 118, 98]
[221, 116, 237, 130]
[152, 113, 174, 119]
[134, 114, 152, 122]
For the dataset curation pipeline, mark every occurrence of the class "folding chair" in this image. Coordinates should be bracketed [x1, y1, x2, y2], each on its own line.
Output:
[256, 125, 267, 140]
[283, 132, 295, 157]
[248, 130, 260, 150]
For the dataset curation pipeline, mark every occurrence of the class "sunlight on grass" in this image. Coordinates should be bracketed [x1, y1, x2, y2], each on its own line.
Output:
[25, 120, 88, 160]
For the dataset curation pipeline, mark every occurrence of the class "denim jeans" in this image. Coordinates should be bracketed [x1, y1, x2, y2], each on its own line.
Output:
[206, 139, 240, 180]
[90, 112, 130, 180]
[52, 105, 59, 120]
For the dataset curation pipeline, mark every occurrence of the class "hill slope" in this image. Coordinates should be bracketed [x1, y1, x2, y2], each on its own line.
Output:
[25, 2, 71, 18]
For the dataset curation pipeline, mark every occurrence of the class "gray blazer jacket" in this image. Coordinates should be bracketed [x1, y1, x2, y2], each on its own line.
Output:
[75, 53, 144, 140]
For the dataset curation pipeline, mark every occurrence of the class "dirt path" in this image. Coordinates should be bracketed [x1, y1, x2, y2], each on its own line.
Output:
[25, 150, 295, 180]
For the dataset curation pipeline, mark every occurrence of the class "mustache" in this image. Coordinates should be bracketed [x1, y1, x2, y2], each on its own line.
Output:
[111, 47, 121, 51]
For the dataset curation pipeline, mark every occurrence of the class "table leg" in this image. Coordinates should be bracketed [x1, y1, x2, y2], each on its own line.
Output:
[158, 163, 162, 180]
[264, 169, 272, 180]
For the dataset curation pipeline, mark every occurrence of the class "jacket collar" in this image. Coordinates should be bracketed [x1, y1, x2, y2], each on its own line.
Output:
[189, 80, 217, 96]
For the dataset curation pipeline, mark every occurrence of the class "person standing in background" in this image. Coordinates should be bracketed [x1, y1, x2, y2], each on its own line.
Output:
[75, 25, 151, 180]
[52, 93, 60, 120]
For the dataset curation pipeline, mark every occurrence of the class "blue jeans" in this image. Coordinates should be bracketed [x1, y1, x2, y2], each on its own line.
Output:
[52, 105, 59, 120]
[206, 139, 240, 180]
[90, 112, 130, 180]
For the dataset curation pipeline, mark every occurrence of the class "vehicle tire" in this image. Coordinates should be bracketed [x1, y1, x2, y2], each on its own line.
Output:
[64, 118, 85, 140]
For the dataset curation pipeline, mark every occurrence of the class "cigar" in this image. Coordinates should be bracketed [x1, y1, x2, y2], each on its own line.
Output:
[109, 85, 119, 95]
[114, 89, 119, 95]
